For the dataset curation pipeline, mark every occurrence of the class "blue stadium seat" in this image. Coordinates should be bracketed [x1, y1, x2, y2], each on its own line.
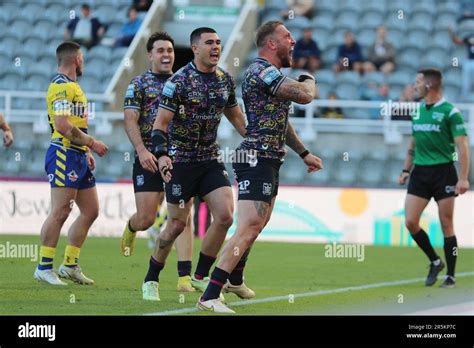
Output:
[386, 29, 404, 50]
[420, 49, 448, 70]
[8, 20, 30, 41]
[408, 14, 434, 33]
[412, 1, 437, 16]
[404, 30, 430, 50]
[438, 2, 461, 17]
[384, 13, 408, 32]
[321, 46, 338, 65]
[315, 69, 335, 85]
[0, 37, 19, 59]
[459, 19, 474, 36]
[0, 73, 21, 90]
[362, 71, 385, 85]
[45, 4, 68, 25]
[265, 0, 288, 11]
[88, 46, 113, 64]
[316, 83, 335, 99]
[360, 12, 384, 30]
[20, 3, 44, 23]
[334, 160, 359, 185]
[335, 13, 359, 31]
[311, 16, 334, 32]
[310, 29, 328, 50]
[336, 71, 361, 87]
[386, 70, 413, 89]
[387, 0, 412, 13]
[335, 84, 359, 100]
[359, 159, 385, 185]
[356, 28, 374, 47]
[388, 85, 404, 101]
[95, 5, 116, 24]
[24, 75, 49, 91]
[444, 69, 462, 87]
[444, 85, 461, 101]
[284, 16, 311, 31]
[431, 31, 454, 51]
[435, 13, 459, 31]
[397, 48, 421, 71]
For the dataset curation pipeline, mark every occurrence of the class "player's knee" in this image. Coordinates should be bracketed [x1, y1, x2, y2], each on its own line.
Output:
[405, 219, 419, 234]
[168, 218, 186, 236]
[215, 211, 233, 229]
[138, 214, 156, 230]
[51, 207, 72, 224]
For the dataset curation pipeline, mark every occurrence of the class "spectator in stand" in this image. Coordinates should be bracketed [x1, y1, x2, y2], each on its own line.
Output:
[64, 4, 105, 50]
[0, 112, 14, 148]
[320, 92, 344, 119]
[367, 83, 390, 119]
[293, 28, 321, 73]
[114, 7, 143, 47]
[280, 0, 314, 20]
[333, 31, 364, 74]
[364, 26, 396, 74]
[449, 26, 474, 99]
[392, 84, 419, 121]
[133, 0, 153, 12]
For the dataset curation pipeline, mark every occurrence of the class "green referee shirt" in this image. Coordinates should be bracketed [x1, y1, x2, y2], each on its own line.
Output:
[412, 98, 468, 166]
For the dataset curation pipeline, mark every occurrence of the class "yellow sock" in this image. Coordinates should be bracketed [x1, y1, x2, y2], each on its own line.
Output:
[38, 246, 56, 270]
[63, 245, 81, 267]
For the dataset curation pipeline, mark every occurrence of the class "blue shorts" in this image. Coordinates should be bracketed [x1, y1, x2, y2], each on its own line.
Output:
[45, 145, 96, 190]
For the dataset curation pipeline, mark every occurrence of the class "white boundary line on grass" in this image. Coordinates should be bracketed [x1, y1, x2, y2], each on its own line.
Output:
[143, 271, 474, 316]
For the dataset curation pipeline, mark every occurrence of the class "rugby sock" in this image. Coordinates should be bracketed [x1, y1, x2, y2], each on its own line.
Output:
[194, 252, 216, 279]
[444, 236, 457, 277]
[177, 260, 192, 277]
[202, 267, 229, 301]
[229, 247, 251, 285]
[63, 245, 80, 267]
[411, 228, 439, 262]
[144, 256, 165, 283]
[38, 246, 55, 270]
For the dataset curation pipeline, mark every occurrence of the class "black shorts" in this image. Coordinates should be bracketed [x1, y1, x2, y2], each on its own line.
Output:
[233, 158, 282, 203]
[133, 158, 165, 193]
[407, 162, 458, 201]
[165, 159, 231, 204]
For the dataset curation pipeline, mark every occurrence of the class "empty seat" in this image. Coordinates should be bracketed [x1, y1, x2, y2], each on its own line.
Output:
[335, 84, 359, 100]
[336, 71, 361, 86]
[408, 14, 434, 33]
[311, 15, 334, 32]
[360, 12, 384, 30]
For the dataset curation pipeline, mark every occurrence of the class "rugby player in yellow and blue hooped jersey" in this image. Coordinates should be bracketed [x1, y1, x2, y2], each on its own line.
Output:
[34, 41, 109, 286]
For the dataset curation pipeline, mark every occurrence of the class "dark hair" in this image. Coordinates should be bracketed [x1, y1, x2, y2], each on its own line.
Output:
[190, 27, 217, 45]
[146, 32, 175, 52]
[255, 20, 283, 48]
[81, 3, 90, 10]
[417, 68, 443, 89]
[56, 41, 81, 66]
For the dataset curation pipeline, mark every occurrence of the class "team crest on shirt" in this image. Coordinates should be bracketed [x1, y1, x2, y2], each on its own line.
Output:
[432, 112, 444, 122]
[262, 183, 272, 196]
[162, 81, 176, 98]
[136, 175, 145, 186]
[259, 66, 280, 85]
[67, 170, 78, 182]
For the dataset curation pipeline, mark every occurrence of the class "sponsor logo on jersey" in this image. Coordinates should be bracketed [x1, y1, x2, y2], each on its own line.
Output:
[259, 66, 280, 85]
[432, 112, 444, 122]
[136, 175, 144, 186]
[162, 81, 176, 98]
[413, 124, 441, 132]
[262, 183, 272, 196]
[125, 83, 134, 98]
[67, 170, 78, 182]
[172, 184, 182, 196]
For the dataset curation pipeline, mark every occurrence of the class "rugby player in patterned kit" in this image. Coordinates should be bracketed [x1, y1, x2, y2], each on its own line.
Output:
[399, 68, 470, 288]
[120, 32, 196, 293]
[142, 27, 250, 302]
[198, 21, 323, 313]
[34, 41, 108, 285]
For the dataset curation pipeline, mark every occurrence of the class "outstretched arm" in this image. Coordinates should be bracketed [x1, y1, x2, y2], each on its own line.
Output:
[275, 74, 316, 104]
[286, 121, 322, 173]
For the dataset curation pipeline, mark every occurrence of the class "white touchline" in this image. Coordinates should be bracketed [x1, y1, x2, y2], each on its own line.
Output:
[143, 271, 474, 316]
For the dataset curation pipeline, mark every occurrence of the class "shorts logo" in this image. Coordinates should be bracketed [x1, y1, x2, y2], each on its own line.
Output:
[262, 183, 272, 196]
[48, 174, 54, 182]
[136, 175, 145, 187]
[238, 180, 250, 193]
[445, 185, 456, 194]
[222, 170, 228, 178]
[67, 170, 78, 183]
[162, 81, 176, 98]
[172, 184, 182, 196]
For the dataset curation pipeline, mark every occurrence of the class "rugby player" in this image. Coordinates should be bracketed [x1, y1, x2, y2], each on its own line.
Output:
[142, 27, 249, 301]
[399, 68, 470, 288]
[34, 41, 108, 285]
[121, 32, 195, 293]
[197, 21, 323, 313]
[0, 112, 14, 147]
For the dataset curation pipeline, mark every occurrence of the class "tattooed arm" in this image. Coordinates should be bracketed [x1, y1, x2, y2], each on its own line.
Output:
[285, 121, 306, 155]
[275, 75, 316, 104]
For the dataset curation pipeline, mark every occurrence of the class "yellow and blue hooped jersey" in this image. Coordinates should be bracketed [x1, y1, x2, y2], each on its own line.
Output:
[46, 73, 88, 152]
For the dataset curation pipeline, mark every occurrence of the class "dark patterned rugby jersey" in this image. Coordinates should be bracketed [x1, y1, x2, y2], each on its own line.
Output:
[237, 57, 291, 160]
[124, 70, 172, 153]
[159, 61, 238, 163]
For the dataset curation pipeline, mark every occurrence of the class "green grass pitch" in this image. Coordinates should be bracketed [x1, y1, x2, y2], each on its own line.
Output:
[0, 234, 473, 315]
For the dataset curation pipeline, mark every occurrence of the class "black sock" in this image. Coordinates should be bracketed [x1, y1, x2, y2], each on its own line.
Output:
[177, 260, 192, 277]
[444, 236, 457, 277]
[194, 252, 216, 279]
[229, 247, 251, 285]
[411, 228, 439, 262]
[201, 267, 229, 301]
[144, 256, 164, 283]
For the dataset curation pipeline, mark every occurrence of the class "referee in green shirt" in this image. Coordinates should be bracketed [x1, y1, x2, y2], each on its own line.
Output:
[399, 68, 470, 288]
